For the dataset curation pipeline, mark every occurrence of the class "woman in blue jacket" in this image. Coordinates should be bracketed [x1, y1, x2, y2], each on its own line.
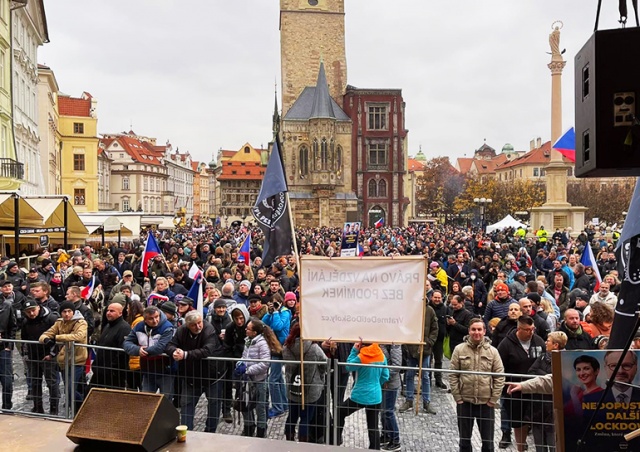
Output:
[337, 339, 389, 450]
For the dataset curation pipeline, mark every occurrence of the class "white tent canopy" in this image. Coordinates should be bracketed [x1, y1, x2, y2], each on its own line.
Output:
[486, 214, 527, 233]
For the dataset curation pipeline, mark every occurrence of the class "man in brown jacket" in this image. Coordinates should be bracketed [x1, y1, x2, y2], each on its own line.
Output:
[40, 301, 88, 414]
[450, 318, 504, 452]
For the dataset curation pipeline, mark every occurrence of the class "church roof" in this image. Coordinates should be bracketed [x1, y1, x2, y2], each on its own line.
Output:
[284, 62, 350, 121]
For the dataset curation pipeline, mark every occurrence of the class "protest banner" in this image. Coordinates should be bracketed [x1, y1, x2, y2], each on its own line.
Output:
[552, 349, 640, 452]
[340, 222, 361, 257]
[299, 255, 426, 343]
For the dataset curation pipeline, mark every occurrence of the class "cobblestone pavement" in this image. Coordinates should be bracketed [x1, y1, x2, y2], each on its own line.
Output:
[7, 351, 541, 451]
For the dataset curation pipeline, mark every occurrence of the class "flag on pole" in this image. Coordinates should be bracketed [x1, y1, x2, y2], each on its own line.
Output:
[141, 233, 162, 276]
[374, 217, 384, 228]
[252, 140, 293, 267]
[357, 242, 364, 257]
[188, 262, 202, 281]
[186, 273, 204, 316]
[552, 127, 575, 162]
[81, 275, 96, 300]
[147, 292, 169, 306]
[580, 242, 602, 292]
[238, 234, 251, 264]
[609, 177, 640, 349]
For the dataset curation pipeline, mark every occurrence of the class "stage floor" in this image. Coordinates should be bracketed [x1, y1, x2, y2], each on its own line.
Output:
[1, 414, 351, 451]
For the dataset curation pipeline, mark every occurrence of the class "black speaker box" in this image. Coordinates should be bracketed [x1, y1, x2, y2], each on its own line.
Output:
[66, 388, 180, 452]
[575, 27, 640, 177]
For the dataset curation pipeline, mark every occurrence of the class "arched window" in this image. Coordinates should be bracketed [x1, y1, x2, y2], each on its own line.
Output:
[378, 179, 387, 197]
[320, 138, 328, 170]
[335, 145, 342, 176]
[329, 139, 335, 170]
[299, 145, 309, 177]
[312, 139, 319, 171]
[368, 179, 377, 197]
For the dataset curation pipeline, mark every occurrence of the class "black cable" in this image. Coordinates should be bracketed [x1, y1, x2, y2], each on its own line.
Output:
[576, 310, 640, 450]
[595, 0, 603, 31]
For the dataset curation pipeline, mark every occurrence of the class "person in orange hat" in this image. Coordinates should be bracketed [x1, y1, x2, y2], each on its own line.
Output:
[483, 282, 517, 325]
[336, 338, 389, 449]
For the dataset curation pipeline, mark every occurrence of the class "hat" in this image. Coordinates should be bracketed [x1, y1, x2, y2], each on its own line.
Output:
[516, 271, 527, 277]
[23, 298, 38, 310]
[0, 279, 11, 287]
[213, 299, 227, 309]
[494, 283, 509, 293]
[59, 301, 75, 313]
[29, 268, 37, 273]
[178, 296, 194, 305]
[159, 301, 177, 316]
[41, 258, 53, 267]
[284, 292, 297, 303]
[248, 294, 262, 303]
[123, 270, 133, 277]
[221, 268, 231, 275]
[166, 273, 175, 279]
[6, 262, 17, 271]
[527, 293, 541, 304]
[429, 262, 439, 269]
[574, 289, 589, 300]
[111, 293, 128, 307]
[239, 280, 251, 290]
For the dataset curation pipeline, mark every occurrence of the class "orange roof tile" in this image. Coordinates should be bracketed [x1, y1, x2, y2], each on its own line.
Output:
[407, 158, 426, 172]
[101, 135, 165, 166]
[497, 141, 572, 169]
[58, 95, 91, 117]
[456, 157, 474, 174]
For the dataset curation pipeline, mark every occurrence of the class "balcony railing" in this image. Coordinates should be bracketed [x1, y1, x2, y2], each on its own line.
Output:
[0, 158, 24, 180]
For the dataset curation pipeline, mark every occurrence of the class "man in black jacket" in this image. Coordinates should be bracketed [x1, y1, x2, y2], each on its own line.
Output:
[66, 286, 96, 339]
[207, 298, 233, 423]
[446, 294, 473, 352]
[558, 309, 596, 350]
[0, 289, 16, 410]
[92, 302, 131, 390]
[21, 299, 59, 414]
[166, 311, 225, 432]
[0, 279, 26, 327]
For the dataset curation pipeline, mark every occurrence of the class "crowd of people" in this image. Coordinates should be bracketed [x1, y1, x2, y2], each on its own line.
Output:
[0, 221, 626, 451]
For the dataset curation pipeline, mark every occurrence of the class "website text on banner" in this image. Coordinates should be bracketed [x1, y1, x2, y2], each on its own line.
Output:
[300, 256, 426, 343]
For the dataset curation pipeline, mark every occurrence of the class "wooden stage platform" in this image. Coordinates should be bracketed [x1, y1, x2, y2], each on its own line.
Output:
[1, 414, 352, 451]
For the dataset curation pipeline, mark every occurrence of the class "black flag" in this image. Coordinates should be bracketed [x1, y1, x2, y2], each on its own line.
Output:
[252, 140, 293, 267]
[609, 177, 640, 349]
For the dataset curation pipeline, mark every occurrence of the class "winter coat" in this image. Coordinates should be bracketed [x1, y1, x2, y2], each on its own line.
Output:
[0, 298, 16, 349]
[497, 330, 545, 380]
[241, 334, 270, 382]
[49, 281, 66, 303]
[519, 374, 553, 395]
[21, 306, 57, 360]
[558, 321, 596, 350]
[123, 311, 175, 374]
[546, 285, 571, 316]
[95, 316, 131, 373]
[39, 310, 88, 367]
[447, 306, 474, 351]
[380, 344, 402, 390]
[449, 336, 504, 405]
[108, 281, 146, 304]
[282, 338, 327, 404]
[406, 305, 438, 358]
[491, 318, 517, 348]
[224, 305, 250, 358]
[346, 344, 389, 406]
[262, 307, 291, 345]
[166, 321, 225, 382]
[483, 296, 517, 323]
[128, 315, 143, 371]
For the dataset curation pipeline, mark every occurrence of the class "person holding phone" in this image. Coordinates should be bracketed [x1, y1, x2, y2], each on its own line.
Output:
[262, 292, 291, 418]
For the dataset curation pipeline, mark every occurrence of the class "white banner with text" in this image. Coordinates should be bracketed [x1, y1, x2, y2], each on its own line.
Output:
[300, 256, 426, 344]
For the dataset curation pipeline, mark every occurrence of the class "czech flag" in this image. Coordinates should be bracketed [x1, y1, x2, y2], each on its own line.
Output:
[374, 217, 384, 229]
[552, 127, 575, 162]
[357, 242, 364, 257]
[141, 233, 162, 276]
[81, 275, 95, 300]
[186, 274, 204, 316]
[188, 262, 202, 282]
[580, 242, 602, 291]
[238, 234, 251, 264]
[147, 292, 169, 306]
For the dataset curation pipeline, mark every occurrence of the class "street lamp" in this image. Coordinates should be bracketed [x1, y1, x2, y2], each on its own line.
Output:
[474, 197, 493, 232]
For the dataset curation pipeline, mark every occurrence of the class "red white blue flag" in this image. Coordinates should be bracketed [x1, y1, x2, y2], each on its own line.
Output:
[375, 217, 384, 228]
[238, 234, 251, 264]
[552, 127, 575, 162]
[141, 233, 162, 276]
[357, 242, 364, 257]
[580, 242, 602, 291]
[147, 292, 169, 307]
[81, 275, 95, 300]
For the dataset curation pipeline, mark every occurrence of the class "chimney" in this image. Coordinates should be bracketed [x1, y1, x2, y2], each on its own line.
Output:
[530, 139, 535, 151]
[536, 137, 542, 148]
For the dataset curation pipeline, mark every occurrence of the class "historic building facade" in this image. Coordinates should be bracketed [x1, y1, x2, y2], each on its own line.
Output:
[37, 64, 60, 194]
[12, 1, 48, 194]
[343, 86, 409, 227]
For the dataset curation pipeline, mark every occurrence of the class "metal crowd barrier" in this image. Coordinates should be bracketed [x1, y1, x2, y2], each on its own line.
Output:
[1, 340, 556, 451]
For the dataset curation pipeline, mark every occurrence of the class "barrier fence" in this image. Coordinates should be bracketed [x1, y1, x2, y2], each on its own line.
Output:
[0, 339, 555, 451]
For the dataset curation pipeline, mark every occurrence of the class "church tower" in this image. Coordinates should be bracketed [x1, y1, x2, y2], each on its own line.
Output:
[280, 0, 347, 115]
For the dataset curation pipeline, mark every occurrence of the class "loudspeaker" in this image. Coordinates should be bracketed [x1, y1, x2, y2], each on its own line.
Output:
[67, 388, 180, 452]
[574, 27, 640, 177]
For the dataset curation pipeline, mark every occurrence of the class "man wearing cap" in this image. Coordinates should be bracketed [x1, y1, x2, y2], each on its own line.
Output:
[234, 280, 251, 307]
[510, 271, 527, 301]
[176, 296, 195, 326]
[159, 301, 179, 327]
[21, 298, 59, 414]
[108, 270, 145, 304]
[27, 267, 43, 285]
[4, 262, 27, 294]
[92, 301, 131, 390]
[0, 279, 26, 327]
[166, 273, 188, 296]
[37, 259, 54, 284]
[484, 282, 517, 324]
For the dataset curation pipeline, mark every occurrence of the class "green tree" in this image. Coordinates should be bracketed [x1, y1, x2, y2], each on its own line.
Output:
[568, 179, 635, 224]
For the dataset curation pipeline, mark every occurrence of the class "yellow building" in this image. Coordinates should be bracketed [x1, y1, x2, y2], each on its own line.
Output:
[192, 161, 201, 219]
[0, 0, 22, 190]
[199, 162, 210, 219]
[59, 92, 99, 212]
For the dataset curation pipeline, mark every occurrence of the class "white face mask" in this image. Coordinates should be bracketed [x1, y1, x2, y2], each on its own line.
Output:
[470, 275, 476, 281]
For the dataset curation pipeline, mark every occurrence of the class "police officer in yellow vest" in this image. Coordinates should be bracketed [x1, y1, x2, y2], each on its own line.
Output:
[536, 226, 548, 250]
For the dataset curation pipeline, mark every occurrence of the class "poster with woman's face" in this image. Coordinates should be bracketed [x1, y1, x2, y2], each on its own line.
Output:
[554, 349, 640, 452]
